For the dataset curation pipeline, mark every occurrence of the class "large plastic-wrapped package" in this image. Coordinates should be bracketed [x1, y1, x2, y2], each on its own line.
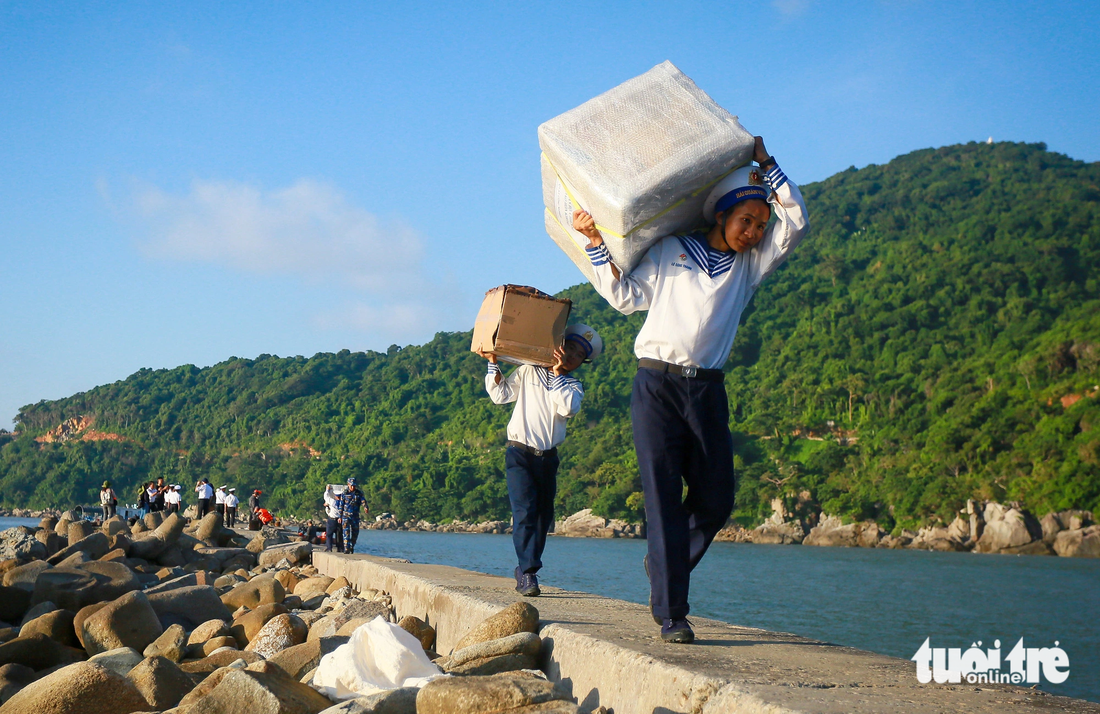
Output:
[539, 60, 755, 276]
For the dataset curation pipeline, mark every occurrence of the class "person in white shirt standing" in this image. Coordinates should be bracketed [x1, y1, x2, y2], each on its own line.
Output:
[323, 484, 344, 553]
[215, 486, 227, 518]
[165, 485, 182, 514]
[195, 478, 214, 518]
[479, 324, 603, 597]
[573, 136, 808, 643]
[224, 488, 239, 528]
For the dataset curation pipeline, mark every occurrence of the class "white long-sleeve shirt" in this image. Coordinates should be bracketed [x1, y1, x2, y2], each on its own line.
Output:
[485, 363, 584, 451]
[323, 489, 342, 519]
[585, 164, 808, 370]
[215, 489, 226, 505]
[225, 494, 239, 508]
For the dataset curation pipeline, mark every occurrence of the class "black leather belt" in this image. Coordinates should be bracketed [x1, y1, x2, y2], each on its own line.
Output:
[638, 358, 724, 382]
[507, 441, 558, 457]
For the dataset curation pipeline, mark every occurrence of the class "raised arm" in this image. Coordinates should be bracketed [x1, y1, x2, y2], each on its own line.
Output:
[574, 210, 658, 315]
[483, 358, 520, 405]
[747, 148, 809, 288]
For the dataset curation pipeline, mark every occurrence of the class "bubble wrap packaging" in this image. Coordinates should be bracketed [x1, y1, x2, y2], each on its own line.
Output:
[539, 60, 755, 276]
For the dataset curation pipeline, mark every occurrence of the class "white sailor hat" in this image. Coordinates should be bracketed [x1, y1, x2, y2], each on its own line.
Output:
[703, 166, 770, 223]
[563, 324, 603, 361]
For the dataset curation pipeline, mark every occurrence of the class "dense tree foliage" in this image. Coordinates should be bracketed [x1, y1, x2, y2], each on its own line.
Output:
[3, 142, 1098, 532]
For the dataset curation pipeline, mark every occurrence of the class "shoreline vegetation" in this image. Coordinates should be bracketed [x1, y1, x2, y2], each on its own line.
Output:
[2, 142, 1099, 554]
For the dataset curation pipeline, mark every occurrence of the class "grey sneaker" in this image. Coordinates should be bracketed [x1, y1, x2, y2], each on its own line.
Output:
[661, 618, 695, 644]
[514, 566, 540, 597]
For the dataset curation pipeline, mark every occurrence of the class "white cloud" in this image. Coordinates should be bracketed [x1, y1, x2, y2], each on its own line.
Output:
[131, 178, 424, 292]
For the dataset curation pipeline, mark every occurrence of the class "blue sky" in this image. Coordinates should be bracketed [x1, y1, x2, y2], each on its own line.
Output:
[1, 1, 1098, 429]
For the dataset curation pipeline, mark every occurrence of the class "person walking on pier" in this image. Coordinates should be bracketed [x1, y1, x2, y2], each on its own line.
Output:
[99, 481, 117, 521]
[224, 488, 239, 528]
[479, 324, 602, 598]
[574, 137, 808, 643]
[323, 484, 344, 553]
[337, 478, 368, 554]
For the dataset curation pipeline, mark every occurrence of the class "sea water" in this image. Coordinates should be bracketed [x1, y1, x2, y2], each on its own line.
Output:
[356, 530, 1100, 703]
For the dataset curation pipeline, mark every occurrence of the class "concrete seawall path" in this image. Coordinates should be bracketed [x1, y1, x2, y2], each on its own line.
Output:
[314, 550, 1098, 714]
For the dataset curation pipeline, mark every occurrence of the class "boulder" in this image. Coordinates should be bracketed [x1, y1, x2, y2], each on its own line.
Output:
[67, 520, 96, 545]
[441, 632, 542, 675]
[275, 569, 302, 593]
[317, 688, 418, 714]
[55, 550, 92, 567]
[76, 560, 143, 602]
[223, 577, 286, 609]
[45, 532, 109, 566]
[245, 613, 308, 658]
[0, 661, 150, 714]
[101, 517, 129, 537]
[803, 514, 862, 548]
[1053, 525, 1100, 558]
[146, 585, 233, 629]
[18, 599, 57, 627]
[257, 541, 314, 569]
[1040, 512, 1063, 543]
[143, 623, 188, 662]
[294, 576, 335, 598]
[307, 600, 391, 642]
[35, 530, 63, 557]
[73, 602, 109, 648]
[397, 616, 435, 651]
[31, 568, 100, 611]
[0, 633, 81, 670]
[0, 527, 47, 562]
[178, 648, 262, 676]
[325, 576, 350, 595]
[267, 637, 347, 681]
[126, 655, 196, 709]
[144, 571, 218, 595]
[750, 516, 805, 545]
[974, 504, 1042, 553]
[909, 525, 968, 552]
[202, 635, 239, 656]
[415, 672, 571, 714]
[129, 513, 186, 561]
[454, 602, 539, 651]
[233, 603, 289, 645]
[187, 618, 230, 646]
[2, 560, 51, 591]
[247, 532, 289, 554]
[552, 509, 607, 538]
[0, 662, 36, 705]
[82, 590, 164, 656]
[19, 608, 79, 648]
[0, 586, 31, 623]
[184, 668, 332, 713]
[87, 647, 145, 677]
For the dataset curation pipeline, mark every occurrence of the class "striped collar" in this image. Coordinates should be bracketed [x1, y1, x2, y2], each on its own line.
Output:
[535, 366, 578, 391]
[677, 232, 736, 278]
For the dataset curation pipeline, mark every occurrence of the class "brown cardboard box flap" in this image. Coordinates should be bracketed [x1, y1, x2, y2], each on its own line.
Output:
[471, 285, 572, 367]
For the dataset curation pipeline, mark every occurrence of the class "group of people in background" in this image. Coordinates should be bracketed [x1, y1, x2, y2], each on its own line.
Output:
[128, 477, 244, 528]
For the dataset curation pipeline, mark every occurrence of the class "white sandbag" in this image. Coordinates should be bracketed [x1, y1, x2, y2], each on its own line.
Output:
[311, 616, 445, 700]
[539, 60, 755, 275]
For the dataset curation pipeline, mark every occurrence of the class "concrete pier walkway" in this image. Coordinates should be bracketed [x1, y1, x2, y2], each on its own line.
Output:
[313, 550, 1096, 714]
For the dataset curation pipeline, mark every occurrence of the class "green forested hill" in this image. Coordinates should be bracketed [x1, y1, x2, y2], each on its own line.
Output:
[3, 141, 1098, 531]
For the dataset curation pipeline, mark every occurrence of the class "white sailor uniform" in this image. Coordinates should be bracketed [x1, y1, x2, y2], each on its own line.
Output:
[486, 362, 584, 574]
[585, 163, 808, 621]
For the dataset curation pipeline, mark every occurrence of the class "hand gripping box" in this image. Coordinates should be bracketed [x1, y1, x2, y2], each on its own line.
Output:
[470, 285, 572, 367]
[539, 60, 755, 276]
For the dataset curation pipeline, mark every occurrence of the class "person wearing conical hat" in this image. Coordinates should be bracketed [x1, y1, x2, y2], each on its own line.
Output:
[478, 323, 603, 598]
[574, 136, 809, 643]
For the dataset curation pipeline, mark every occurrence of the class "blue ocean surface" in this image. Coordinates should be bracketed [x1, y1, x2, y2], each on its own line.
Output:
[355, 529, 1100, 703]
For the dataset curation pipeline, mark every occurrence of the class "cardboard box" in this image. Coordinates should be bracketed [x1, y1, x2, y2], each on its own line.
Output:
[470, 285, 572, 367]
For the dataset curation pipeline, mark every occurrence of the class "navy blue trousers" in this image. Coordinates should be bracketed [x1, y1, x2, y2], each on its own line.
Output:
[506, 445, 559, 574]
[632, 368, 736, 620]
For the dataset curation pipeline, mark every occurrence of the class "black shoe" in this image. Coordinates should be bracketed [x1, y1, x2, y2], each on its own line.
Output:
[661, 618, 695, 644]
[514, 566, 540, 597]
[644, 555, 661, 625]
